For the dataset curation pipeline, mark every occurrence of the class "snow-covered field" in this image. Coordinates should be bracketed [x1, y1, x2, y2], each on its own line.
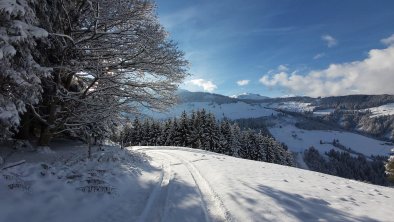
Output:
[230, 93, 270, 100]
[144, 101, 277, 119]
[313, 109, 335, 116]
[1, 145, 393, 222]
[269, 123, 393, 156]
[365, 103, 394, 118]
[267, 102, 315, 113]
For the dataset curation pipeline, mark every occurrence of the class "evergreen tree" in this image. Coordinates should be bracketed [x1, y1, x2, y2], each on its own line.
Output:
[386, 149, 394, 182]
[231, 124, 243, 157]
[218, 120, 234, 155]
[178, 111, 190, 147]
[205, 113, 220, 152]
[132, 117, 142, 146]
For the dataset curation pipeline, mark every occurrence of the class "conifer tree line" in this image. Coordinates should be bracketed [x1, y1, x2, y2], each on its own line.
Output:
[304, 147, 391, 186]
[117, 110, 294, 166]
[0, 0, 188, 145]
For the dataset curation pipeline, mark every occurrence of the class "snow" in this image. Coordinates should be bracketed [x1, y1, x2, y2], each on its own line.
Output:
[0, 0, 26, 18]
[365, 103, 394, 118]
[135, 147, 394, 222]
[269, 123, 392, 156]
[230, 93, 269, 100]
[144, 101, 277, 120]
[313, 109, 335, 116]
[1, 144, 393, 222]
[268, 102, 315, 113]
[0, 142, 161, 222]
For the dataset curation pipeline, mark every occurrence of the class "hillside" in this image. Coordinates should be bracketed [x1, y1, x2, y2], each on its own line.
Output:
[1, 145, 392, 222]
[142, 91, 394, 154]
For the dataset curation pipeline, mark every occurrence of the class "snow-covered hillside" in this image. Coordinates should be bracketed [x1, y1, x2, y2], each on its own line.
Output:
[365, 103, 394, 118]
[230, 93, 270, 100]
[267, 102, 315, 113]
[313, 108, 335, 116]
[144, 101, 277, 120]
[1, 145, 393, 222]
[269, 120, 393, 156]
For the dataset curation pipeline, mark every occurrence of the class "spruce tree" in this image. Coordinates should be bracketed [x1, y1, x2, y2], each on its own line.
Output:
[386, 149, 394, 182]
[178, 111, 190, 147]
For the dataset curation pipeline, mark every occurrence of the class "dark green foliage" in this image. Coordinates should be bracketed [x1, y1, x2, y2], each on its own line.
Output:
[304, 147, 390, 186]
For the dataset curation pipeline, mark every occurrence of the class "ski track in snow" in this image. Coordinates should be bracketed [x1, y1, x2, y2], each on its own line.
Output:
[136, 147, 232, 222]
[137, 152, 173, 222]
[133, 146, 394, 222]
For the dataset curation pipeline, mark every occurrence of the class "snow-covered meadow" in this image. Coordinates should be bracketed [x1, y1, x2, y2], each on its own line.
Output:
[267, 102, 315, 113]
[269, 123, 392, 156]
[365, 103, 394, 118]
[1, 145, 393, 222]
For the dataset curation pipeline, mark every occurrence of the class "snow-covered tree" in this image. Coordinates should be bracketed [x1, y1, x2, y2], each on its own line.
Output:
[12, 0, 189, 145]
[0, 0, 51, 139]
[386, 149, 394, 182]
[218, 119, 234, 155]
[177, 111, 190, 147]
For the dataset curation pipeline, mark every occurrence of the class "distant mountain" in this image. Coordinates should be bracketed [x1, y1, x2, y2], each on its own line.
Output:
[177, 90, 237, 104]
[230, 93, 270, 100]
[142, 90, 277, 119]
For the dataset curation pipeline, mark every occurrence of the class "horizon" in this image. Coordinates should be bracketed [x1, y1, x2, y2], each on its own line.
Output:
[155, 0, 394, 98]
[177, 88, 394, 99]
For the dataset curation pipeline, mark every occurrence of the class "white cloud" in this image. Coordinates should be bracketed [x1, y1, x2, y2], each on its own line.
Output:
[160, 7, 198, 29]
[313, 53, 325, 60]
[260, 35, 394, 97]
[381, 34, 394, 46]
[186, 79, 217, 92]
[321, 34, 337, 47]
[278, 64, 289, 72]
[237, 79, 250, 86]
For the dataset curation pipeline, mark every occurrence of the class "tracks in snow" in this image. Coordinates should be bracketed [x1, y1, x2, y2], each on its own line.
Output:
[137, 152, 173, 222]
[136, 148, 232, 222]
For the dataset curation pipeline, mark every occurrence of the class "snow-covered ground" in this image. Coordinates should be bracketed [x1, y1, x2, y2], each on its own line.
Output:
[144, 101, 277, 119]
[230, 93, 270, 100]
[365, 103, 394, 118]
[267, 102, 315, 113]
[1, 145, 393, 222]
[0, 142, 162, 222]
[269, 123, 393, 156]
[313, 109, 335, 116]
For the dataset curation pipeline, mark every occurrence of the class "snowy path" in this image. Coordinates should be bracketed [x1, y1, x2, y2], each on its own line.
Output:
[136, 148, 231, 222]
[134, 146, 394, 222]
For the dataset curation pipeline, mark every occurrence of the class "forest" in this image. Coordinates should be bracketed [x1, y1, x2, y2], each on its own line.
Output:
[116, 110, 294, 166]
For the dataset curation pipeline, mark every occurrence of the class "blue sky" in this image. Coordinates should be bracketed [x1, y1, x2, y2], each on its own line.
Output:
[155, 0, 394, 97]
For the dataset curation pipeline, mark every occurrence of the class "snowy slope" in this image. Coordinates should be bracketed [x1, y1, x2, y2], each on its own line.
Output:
[267, 102, 315, 113]
[269, 123, 393, 156]
[230, 93, 270, 100]
[144, 101, 277, 120]
[313, 108, 335, 116]
[365, 103, 394, 118]
[2, 145, 393, 222]
[135, 147, 393, 222]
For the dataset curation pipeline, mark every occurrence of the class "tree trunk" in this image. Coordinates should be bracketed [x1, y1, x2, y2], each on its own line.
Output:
[16, 112, 32, 140]
[87, 133, 91, 158]
[38, 124, 52, 146]
[38, 102, 57, 146]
